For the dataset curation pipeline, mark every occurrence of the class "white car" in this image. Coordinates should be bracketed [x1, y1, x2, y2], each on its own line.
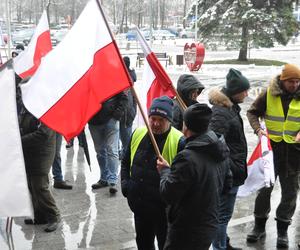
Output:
[179, 29, 195, 39]
[145, 29, 176, 40]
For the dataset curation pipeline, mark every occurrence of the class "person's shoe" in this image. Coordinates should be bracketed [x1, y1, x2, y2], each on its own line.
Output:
[276, 220, 289, 248]
[109, 183, 118, 194]
[92, 180, 108, 189]
[227, 236, 242, 250]
[246, 217, 267, 243]
[44, 219, 62, 233]
[53, 180, 73, 190]
[277, 234, 289, 248]
[298, 242, 300, 249]
[24, 218, 47, 225]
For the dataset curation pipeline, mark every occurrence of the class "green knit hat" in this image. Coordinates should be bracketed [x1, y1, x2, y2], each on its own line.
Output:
[224, 68, 250, 96]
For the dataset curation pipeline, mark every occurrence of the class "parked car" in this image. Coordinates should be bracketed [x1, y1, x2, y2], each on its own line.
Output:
[179, 28, 195, 39]
[12, 28, 35, 46]
[51, 29, 68, 46]
[126, 30, 137, 41]
[144, 29, 176, 40]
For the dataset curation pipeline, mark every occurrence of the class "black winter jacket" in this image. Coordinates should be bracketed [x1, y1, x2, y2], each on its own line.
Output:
[88, 91, 128, 125]
[159, 130, 229, 250]
[121, 127, 185, 216]
[19, 105, 56, 176]
[209, 88, 248, 186]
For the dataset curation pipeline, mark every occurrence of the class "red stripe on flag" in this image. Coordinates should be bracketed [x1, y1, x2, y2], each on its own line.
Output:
[146, 52, 176, 109]
[247, 142, 262, 166]
[19, 30, 52, 79]
[40, 42, 131, 141]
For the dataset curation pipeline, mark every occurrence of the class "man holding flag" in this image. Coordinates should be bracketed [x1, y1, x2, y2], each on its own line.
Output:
[121, 96, 184, 250]
[246, 64, 300, 248]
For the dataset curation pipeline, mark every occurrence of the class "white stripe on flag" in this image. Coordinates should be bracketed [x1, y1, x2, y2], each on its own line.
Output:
[0, 62, 33, 217]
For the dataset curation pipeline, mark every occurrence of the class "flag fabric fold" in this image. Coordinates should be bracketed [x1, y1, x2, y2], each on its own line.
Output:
[237, 134, 275, 197]
[135, 28, 176, 110]
[13, 10, 52, 79]
[21, 0, 131, 141]
[0, 60, 33, 217]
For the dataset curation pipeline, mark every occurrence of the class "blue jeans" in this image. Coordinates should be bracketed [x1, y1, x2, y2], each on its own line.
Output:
[52, 133, 63, 181]
[119, 122, 132, 160]
[89, 118, 119, 184]
[212, 186, 239, 250]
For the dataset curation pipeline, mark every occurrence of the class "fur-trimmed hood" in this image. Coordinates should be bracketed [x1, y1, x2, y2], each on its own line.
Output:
[269, 75, 300, 99]
[208, 88, 233, 108]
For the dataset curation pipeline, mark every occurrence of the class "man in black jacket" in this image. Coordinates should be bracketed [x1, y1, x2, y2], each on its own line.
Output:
[157, 103, 229, 250]
[89, 92, 128, 194]
[209, 68, 250, 250]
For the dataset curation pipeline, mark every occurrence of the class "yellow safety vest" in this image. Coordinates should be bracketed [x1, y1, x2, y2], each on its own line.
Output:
[265, 88, 300, 143]
[130, 126, 183, 170]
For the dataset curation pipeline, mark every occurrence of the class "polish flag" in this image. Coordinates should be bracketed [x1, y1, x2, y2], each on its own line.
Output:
[13, 10, 52, 79]
[237, 133, 275, 197]
[21, 0, 132, 141]
[136, 28, 176, 110]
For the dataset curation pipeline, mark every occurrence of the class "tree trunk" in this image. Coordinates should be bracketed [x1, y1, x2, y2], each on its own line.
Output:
[183, 0, 187, 28]
[238, 23, 249, 61]
[160, 0, 165, 28]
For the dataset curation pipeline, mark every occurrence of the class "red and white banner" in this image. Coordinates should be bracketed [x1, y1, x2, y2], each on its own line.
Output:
[238, 134, 275, 197]
[136, 28, 176, 111]
[21, 0, 131, 141]
[0, 61, 33, 217]
[13, 10, 52, 79]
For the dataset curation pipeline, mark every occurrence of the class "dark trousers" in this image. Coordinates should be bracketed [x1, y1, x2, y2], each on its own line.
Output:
[27, 175, 60, 222]
[134, 211, 167, 250]
[254, 172, 299, 223]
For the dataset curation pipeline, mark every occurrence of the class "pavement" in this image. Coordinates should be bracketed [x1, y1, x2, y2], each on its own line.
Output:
[1, 41, 300, 250]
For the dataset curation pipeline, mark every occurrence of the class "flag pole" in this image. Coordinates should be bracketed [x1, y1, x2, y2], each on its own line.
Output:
[94, 0, 162, 158]
[135, 27, 187, 111]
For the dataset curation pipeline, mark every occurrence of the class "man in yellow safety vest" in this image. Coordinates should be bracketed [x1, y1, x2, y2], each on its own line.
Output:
[247, 64, 300, 248]
[121, 96, 185, 250]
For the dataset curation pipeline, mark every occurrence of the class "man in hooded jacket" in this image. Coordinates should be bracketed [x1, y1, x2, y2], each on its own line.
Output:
[157, 103, 229, 250]
[172, 74, 204, 131]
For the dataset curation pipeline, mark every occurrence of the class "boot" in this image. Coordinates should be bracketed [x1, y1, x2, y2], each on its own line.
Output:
[276, 220, 289, 248]
[227, 236, 242, 250]
[246, 217, 267, 243]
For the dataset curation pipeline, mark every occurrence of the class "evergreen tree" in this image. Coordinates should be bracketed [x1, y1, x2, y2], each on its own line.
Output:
[188, 0, 299, 60]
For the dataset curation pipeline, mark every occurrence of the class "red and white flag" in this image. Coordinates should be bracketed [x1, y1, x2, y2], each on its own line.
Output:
[13, 10, 52, 79]
[21, 0, 131, 141]
[136, 28, 176, 111]
[238, 133, 275, 197]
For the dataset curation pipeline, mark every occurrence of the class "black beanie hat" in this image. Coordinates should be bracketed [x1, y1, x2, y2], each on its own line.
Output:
[149, 96, 173, 122]
[183, 103, 212, 134]
[224, 68, 250, 96]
